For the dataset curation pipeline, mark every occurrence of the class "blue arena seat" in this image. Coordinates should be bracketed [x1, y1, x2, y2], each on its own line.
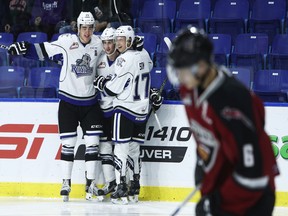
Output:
[0, 66, 25, 98]
[249, 0, 286, 45]
[208, 0, 249, 43]
[16, 32, 48, 43]
[175, 0, 211, 32]
[150, 67, 175, 99]
[267, 34, 288, 70]
[50, 33, 62, 42]
[154, 33, 176, 67]
[0, 33, 14, 46]
[0, 49, 8, 66]
[230, 67, 252, 89]
[253, 70, 288, 102]
[137, 0, 176, 36]
[0, 33, 14, 66]
[230, 33, 269, 74]
[20, 67, 60, 98]
[208, 34, 232, 66]
[12, 32, 48, 71]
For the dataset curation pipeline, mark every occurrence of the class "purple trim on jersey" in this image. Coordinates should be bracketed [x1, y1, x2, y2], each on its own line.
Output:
[24, 43, 39, 60]
[60, 134, 77, 139]
[107, 57, 114, 67]
[114, 106, 148, 122]
[103, 110, 113, 118]
[58, 92, 98, 106]
[114, 109, 147, 123]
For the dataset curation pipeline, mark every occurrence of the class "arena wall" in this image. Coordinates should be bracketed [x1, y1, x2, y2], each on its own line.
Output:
[0, 100, 287, 206]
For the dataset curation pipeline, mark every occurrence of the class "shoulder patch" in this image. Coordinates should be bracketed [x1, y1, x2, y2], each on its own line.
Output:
[69, 42, 79, 50]
[97, 61, 106, 69]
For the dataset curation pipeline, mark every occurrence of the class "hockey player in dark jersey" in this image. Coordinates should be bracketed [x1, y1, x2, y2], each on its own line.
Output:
[166, 26, 279, 216]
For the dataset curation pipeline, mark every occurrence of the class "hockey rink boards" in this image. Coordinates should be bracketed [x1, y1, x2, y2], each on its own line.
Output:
[0, 100, 288, 215]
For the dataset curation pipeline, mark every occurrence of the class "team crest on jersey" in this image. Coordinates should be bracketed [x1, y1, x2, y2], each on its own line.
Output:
[97, 61, 106, 68]
[221, 107, 254, 130]
[116, 57, 126, 67]
[69, 42, 79, 50]
[71, 54, 93, 77]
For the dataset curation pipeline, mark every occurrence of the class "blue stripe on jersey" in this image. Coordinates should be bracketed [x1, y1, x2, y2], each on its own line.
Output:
[102, 106, 114, 118]
[59, 91, 98, 106]
[114, 106, 147, 123]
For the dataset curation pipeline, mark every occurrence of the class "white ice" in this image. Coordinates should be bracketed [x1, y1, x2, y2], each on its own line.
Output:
[0, 197, 287, 216]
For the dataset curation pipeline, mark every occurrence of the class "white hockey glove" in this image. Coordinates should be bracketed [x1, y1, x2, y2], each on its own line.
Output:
[132, 36, 144, 51]
[8, 41, 29, 55]
[93, 75, 112, 92]
[150, 88, 163, 111]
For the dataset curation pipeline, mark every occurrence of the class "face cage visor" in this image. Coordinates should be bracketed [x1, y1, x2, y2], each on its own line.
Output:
[166, 63, 199, 87]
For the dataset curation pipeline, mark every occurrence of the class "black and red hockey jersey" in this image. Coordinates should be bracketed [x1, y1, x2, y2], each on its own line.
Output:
[180, 67, 279, 215]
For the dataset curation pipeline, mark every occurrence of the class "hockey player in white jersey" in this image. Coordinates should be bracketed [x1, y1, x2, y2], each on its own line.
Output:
[94, 25, 154, 204]
[95, 27, 118, 199]
[8, 12, 104, 202]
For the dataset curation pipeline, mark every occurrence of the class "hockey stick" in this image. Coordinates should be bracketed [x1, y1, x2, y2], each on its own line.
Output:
[113, 0, 123, 25]
[148, 37, 172, 130]
[0, 43, 62, 65]
[157, 36, 172, 94]
[170, 184, 201, 216]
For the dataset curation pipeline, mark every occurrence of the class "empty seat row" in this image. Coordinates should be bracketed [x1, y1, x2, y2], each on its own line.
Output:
[134, 0, 287, 44]
[0, 66, 60, 98]
[3, 31, 288, 73]
[0, 65, 287, 102]
[151, 66, 288, 102]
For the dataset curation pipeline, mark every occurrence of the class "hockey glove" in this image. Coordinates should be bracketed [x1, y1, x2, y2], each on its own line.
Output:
[8, 41, 29, 55]
[195, 191, 221, 216]
[132, 36, 144, 51]
[150, 88, 163, 111]
[93, 75, 112, 92]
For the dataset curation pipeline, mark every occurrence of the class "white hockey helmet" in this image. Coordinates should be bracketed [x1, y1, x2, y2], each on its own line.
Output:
[77, 11, 95, 29]
[101, 27, 116, 42]
[115, 25, 135, 49]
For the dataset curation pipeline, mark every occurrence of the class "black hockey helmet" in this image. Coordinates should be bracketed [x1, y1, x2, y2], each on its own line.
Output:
[167, 26, 213, 69]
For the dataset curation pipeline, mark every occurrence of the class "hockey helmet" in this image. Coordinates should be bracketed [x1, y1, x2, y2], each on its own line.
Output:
[167, 26, 214, 85]
[101, 27, 116, 42]
[77, 12, 95, 29]
[115, 25, 135, 50]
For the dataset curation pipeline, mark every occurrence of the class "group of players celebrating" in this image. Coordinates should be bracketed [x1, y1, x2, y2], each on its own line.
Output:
[8, 9, 279, 216]
[8, 11, 162, 205]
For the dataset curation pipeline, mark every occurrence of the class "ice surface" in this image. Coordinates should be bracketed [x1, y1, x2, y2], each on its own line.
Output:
[0, 197, 287, 216]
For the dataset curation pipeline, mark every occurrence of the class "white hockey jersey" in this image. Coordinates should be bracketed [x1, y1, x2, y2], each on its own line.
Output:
[104, 49, 153, 123]
[96, 52, 116, 117]
[35, 34, 103, 106]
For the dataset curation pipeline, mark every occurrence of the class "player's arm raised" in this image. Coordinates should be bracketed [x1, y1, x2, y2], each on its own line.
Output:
[8, 34, 67, 63]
